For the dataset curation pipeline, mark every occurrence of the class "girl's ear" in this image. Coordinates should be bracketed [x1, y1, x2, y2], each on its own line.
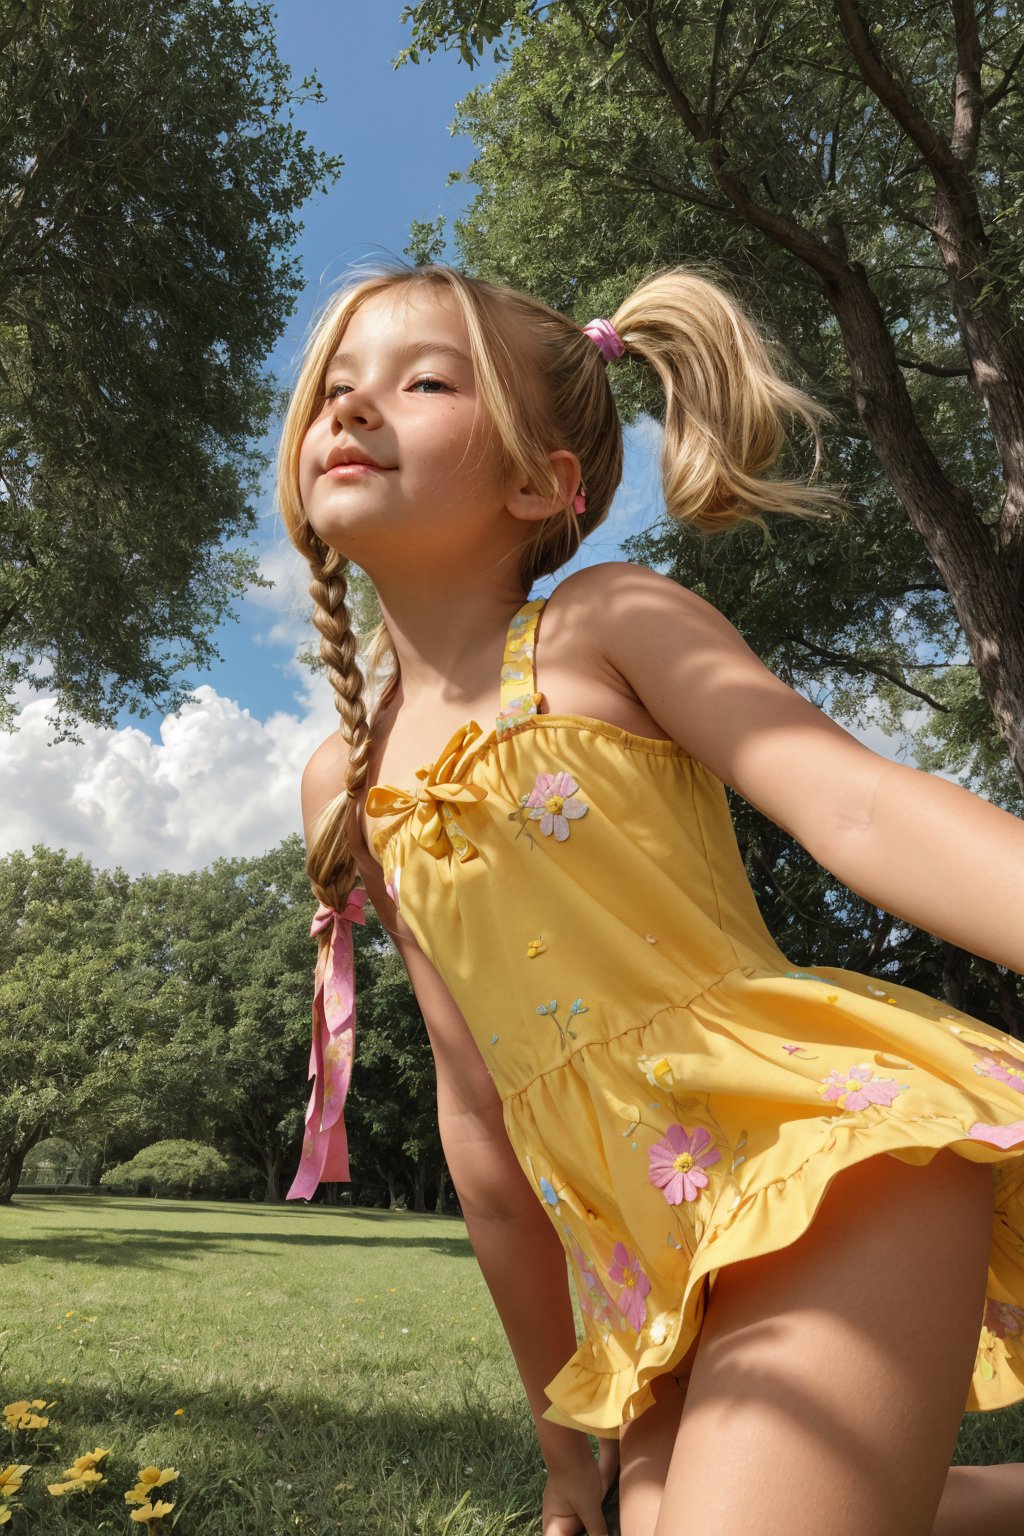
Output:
[505, 448, 582, 524]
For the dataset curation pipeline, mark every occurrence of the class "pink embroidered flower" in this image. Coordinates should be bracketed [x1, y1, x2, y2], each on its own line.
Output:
[973, 1056, 1024, 1093]
[968, 1120, 1024, 1149]
[607, 1242, 651, 1332]
[984, 1297, 1024, 1339]
[571, 1244, 615, 1324]
[818, 1064, 906, 1111]
[526, 772, 588, 841]
[648, 1124, 720, 1205]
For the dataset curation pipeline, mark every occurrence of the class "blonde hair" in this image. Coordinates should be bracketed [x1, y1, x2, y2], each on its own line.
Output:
[277, 264, 833, 908]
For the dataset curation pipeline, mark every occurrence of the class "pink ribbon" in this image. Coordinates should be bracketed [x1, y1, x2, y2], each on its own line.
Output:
[286, 890, 367, 1200]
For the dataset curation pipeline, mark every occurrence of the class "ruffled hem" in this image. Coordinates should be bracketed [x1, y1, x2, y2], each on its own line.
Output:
[541, 1117, 1024, 1435]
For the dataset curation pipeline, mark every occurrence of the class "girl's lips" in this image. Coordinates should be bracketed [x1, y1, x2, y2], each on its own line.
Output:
[325, 462, 388, 477]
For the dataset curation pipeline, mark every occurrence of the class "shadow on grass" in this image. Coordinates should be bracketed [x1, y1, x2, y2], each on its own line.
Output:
[4, 1197, 476, 1268]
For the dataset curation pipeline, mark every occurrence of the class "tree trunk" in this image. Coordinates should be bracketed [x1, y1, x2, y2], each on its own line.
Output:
[435, 1163, 448, 1214]
[0, 1124, 47, 1203]
[263, 1153, 281, 1203]
[383, 1168, 400, 1210]
[824, 266, 1024, 785]
[413, 1160, 427, 1213]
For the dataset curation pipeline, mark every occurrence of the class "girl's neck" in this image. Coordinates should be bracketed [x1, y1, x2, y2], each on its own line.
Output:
[373, 571, 533, 709]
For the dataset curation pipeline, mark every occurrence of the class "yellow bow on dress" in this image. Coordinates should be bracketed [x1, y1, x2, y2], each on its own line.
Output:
[366, 721, 488, 860]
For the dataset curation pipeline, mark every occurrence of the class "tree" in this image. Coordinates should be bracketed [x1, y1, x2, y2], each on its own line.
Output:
[345, 920, 446, 1211]
[0, 0, 342, 736]
[401, 0, 1024, 793]
[397, 0, 1024, 1027]
[0, 846, 142, 1201]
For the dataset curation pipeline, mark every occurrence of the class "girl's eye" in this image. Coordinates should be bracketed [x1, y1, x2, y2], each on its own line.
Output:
[320, 377, 452, 401]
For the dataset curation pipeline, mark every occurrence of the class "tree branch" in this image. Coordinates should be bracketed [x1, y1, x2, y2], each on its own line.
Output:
[777, 632, 952, 711]
[833, 0, 967, 189]
[951, 0, 983, 168]
[895, 354, 972, 378]
[707, 0, 733, 125]
[628, 1, 848, 283]
[984, 33, 1024, 109]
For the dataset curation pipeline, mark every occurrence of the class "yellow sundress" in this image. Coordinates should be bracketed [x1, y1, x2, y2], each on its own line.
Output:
[362, 593, 1024, 1435]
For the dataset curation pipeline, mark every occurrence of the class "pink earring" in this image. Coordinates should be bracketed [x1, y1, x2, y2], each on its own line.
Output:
[572, 483, 587, 516]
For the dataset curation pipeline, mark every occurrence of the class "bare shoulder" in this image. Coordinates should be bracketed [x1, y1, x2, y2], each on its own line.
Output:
[564, 561, 892, 867]
[545, 560, 706, 642]
[301, 730, 348, 841]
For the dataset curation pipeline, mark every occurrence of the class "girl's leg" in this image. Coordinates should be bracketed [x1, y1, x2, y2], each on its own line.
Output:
[932, 1465, 1024, 1536]
[618, 1373, 687, 1536]
[652, 1149, 995, 1536]
[622, 1391, 1024, 1536]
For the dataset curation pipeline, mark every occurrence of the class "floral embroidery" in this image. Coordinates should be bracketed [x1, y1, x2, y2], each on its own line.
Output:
[638, 1054, 675, 1089]
[782, 1043, 817, 1058]
[968, 1121, 1024, 1149]
[984, 1298, 1024, 1339]
[539, 1177, 560, 1207]
[571, 1244, 616, 1327]
[977, 1325, 1008, 1383]
[607, 1242, 651, 1332]
[818, 1064, 908, 1112]
[536, 996, 588, 1050]
[526, 936, 547, 958]
[648, 1125, 720, 1205]
[973, 1056, 1024, 1093]
[526, 772, 589, 841]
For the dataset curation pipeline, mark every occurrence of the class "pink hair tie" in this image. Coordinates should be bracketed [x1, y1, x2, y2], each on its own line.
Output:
[582, 317, 625, 363]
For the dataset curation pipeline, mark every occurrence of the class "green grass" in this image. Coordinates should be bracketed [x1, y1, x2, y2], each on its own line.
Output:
[0, 1196, 1021, 1534]
[0, 1196, 542, 1534]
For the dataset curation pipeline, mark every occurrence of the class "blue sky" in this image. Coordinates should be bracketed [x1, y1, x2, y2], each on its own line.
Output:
[1, 7, 928, 876]
[133, 6, 662, 741]
[0, 8, 666, 875]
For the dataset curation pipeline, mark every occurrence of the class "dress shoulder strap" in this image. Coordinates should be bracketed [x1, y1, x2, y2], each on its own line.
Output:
[495, 596, 547, 737]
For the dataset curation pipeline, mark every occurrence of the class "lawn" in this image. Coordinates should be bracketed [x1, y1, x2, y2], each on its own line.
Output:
[0, 1196, 541, 1534]
[0, 1196, 1021, 1534]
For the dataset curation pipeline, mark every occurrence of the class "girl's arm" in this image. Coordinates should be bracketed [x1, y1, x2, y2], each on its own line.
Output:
[587, 562, 1024, 976]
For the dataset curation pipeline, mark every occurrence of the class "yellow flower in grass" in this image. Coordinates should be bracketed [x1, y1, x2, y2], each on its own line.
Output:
[0, 1506, 10, 1525]
[48, 1477, 87, 1496]
[125, 1467, 179, 1505]
[69, 1448, 110, 1474]
[130, 1501, 175, 1524]
[3, 1398, 55, 1431]
[0, 1466, 29, 1497]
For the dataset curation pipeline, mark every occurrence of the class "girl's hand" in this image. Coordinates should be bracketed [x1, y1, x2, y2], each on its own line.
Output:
[541, 1454, 613, 1535]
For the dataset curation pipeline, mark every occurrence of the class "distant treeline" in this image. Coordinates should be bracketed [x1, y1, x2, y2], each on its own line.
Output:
[0, 836, 446, 1210]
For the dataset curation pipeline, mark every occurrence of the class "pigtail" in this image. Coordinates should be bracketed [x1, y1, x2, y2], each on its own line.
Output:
[610, 267, 836, 533]
[299, 533, 374, 910]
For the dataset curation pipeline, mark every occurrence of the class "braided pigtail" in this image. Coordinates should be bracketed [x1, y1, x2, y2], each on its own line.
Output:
[303, 533, 374, 910]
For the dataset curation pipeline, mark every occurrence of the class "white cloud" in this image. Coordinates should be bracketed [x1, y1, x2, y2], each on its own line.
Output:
[0, 675, 338, 876]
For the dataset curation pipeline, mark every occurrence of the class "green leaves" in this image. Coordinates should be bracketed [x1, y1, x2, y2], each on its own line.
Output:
[0, 0, 342, 736]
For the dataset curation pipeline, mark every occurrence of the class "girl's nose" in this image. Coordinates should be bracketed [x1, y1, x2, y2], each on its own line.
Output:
[330, 386, 383, 431]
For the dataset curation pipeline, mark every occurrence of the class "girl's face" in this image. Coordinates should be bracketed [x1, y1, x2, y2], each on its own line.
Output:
[298, 286, 510, 574]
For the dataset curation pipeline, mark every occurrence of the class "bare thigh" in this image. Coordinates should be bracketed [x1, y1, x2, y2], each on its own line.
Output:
[651, 1150, 994, 1536]
[619, 1348, 694, 1536]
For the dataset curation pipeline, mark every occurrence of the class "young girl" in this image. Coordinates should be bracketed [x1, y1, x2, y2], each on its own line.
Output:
[278, 263, 1024, 1536]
